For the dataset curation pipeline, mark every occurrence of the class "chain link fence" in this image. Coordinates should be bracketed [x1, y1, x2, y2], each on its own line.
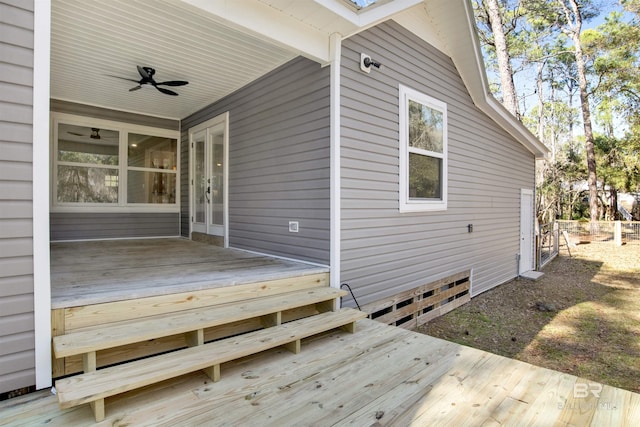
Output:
[536, 220, 640, 270]
[557, 220, 640, 244]
[538, 222, 559, 269]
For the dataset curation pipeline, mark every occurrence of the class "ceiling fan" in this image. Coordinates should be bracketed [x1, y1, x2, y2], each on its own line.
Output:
[67, 128, 114, 140]
[111, 66, 189, 96]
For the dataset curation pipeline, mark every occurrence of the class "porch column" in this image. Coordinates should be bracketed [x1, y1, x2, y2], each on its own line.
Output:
[329, 32, 343, 293]
[33, 0, 53, 390]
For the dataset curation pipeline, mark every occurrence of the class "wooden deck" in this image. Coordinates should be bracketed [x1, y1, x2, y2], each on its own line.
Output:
[51, 238, 328, 309]
[50, 238, 332, 379]
[4, 319, 639, 426]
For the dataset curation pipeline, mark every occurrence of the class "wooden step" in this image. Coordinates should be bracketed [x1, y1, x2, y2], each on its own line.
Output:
[53, 287, 347, 358]
[55, 308, 367, 422]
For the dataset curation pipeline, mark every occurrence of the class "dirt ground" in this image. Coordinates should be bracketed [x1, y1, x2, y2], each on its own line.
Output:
[417, 242, 640, 393]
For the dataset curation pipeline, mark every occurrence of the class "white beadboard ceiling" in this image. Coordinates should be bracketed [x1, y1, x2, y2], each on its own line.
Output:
[50, 1, 548, 158]
[50, 0, 440, 121]
[50, 0, 303, 120]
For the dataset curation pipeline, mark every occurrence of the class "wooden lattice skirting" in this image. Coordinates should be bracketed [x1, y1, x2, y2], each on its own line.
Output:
[362, 270, 471, 329]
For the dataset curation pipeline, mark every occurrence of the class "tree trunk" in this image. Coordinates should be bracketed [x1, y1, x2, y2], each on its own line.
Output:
[560, 0, 599, 228]
[485, 0, 520, 117]
[536, 62, 545, 140]
[550, 74, 557, 162]
[611, 188, 619, 220]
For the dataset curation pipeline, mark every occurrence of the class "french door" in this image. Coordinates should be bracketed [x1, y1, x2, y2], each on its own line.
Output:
[189, 113, 228, 245]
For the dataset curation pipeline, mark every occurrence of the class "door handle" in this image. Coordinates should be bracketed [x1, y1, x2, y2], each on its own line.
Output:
[205, 186, 210, 203]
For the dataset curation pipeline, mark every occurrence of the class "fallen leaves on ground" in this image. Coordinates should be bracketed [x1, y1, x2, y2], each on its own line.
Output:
[416, 243, 640, 393]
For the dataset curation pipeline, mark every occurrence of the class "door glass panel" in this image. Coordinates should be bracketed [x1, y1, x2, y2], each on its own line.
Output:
[194, 135, 206, 223]
[211, 133, 224, 227]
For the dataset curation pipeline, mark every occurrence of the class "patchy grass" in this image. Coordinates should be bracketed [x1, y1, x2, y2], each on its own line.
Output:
[417, 243, 640, 393]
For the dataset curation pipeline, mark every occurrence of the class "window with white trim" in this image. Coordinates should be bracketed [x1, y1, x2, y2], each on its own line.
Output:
[52, 113, 179, 211]
[399, 85, 448, 212]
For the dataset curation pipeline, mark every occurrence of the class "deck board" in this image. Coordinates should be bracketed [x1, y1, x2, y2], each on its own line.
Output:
[3, 320, 639, 426]
[51, 239, 328, 309]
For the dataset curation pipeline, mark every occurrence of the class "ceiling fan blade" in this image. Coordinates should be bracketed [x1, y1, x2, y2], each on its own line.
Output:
[156, 80, 189, 87]
[129, 85, 142, 92]
[107, 75, 141, 84]
[137, 65, 150, 80]
[156, 86, 179, 96]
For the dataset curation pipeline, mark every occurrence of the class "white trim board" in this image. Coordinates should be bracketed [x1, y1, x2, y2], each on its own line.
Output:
[329, 33, 342, 290]
[33, 0, 52, 390]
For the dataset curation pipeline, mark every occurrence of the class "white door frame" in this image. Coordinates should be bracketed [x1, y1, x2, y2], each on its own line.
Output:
[188, 112, 229, 247]
[519, 188, 534, 274]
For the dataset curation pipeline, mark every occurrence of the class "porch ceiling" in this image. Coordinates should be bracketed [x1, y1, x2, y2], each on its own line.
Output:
[50, 0, 547, 157]
[50, 0, 301, 120]
[50, 0, 425, 120]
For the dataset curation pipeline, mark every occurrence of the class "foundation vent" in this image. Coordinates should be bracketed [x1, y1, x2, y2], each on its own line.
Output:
[363, 270, 471, 329]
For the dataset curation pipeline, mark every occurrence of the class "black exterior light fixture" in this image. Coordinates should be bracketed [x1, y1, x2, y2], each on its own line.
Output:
[360, 53, 382, 73]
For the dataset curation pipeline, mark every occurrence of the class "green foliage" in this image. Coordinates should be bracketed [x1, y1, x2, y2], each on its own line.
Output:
[474, 0, 640, 221]
[595, 135, 640, 193]
[524, 0, 600, 30]
[584, 11, 640, 137]
[474, 0, 534, 58]
[524, 99, 579, 147]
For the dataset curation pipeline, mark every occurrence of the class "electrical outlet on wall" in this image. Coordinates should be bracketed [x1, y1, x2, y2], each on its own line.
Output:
[289, 221, 299, 233]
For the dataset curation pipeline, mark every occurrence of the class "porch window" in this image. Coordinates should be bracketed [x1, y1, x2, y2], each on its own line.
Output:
[56, 124, 120, 204]
[399, 85, 448, 212]
[127, 134, 177, 204]
[52, 113, 179, 210]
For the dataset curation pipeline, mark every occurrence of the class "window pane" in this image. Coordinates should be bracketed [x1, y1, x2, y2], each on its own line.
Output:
[57, 166, 118, 203]
[409, 153, 441, 200]
[58, 124, 119, 165]
[409, 100, 443, 153]
[211, 136, 224, 226]
[128, 134, 177, 170]
[194, 136, 206, 222]
[127, 170, 176, 204]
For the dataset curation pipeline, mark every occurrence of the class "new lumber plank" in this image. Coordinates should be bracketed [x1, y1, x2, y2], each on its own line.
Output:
[6, 319, 640, 426]
[53, 287, 346, 358]
[55, 308, 367, 416]
[61, 271, 329, 329]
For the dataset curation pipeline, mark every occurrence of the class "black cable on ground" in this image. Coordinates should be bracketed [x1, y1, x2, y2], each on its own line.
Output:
[340, 283, 361, 311]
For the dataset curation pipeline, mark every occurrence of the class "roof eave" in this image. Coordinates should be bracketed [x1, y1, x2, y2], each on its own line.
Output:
[422, 0, 550, 160]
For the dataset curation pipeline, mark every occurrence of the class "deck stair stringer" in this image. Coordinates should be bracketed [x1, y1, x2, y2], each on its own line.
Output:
[55, 308, 367, 421]
[53, 286, 347, 358]
[51, 271, 331, 376]
[52, 278, 367, 422]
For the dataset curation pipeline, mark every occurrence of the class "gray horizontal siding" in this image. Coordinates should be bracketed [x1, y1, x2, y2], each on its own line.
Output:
[50, 100, 179, 130]
[0, 0, 36, 393]
[340, 21, 535, 307]
[181, 57, 330, 264]
[50, 213, 180, 241]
